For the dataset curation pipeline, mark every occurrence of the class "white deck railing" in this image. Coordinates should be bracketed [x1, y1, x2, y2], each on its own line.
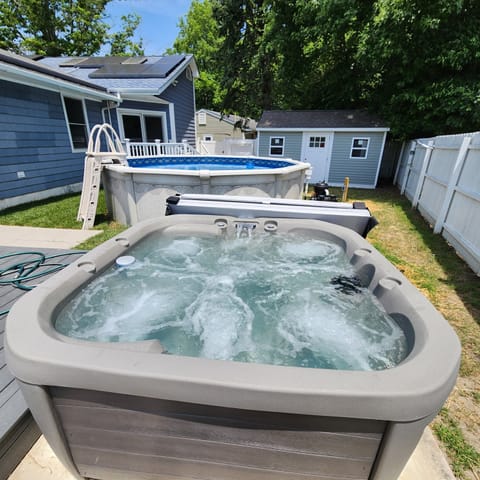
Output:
[125, 139, 199, 158]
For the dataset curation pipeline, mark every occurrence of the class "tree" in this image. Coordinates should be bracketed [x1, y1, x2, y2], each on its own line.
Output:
[173, 0, 480, 137]
[0, 0, 143, 56]
[357, 0, 480, 138]
[212, 0, 278, 118]
[108, 13, 144, 56]
[270, 0, 372, 110]
[169, 0, 224, 110]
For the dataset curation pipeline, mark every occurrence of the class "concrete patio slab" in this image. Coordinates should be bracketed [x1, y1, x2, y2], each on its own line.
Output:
[0, 225, 101, 249]
[9, 427, 455, 480]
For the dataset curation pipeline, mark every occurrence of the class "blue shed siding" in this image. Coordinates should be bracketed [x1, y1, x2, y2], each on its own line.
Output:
[161, 69, 196, 147]
[328, 132, 385, 187]
[0, 80, 106, 201]
[258, 131, 303, 160]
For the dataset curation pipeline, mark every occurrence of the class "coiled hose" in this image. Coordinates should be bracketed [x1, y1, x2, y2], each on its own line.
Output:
[0, 251, 86, 317]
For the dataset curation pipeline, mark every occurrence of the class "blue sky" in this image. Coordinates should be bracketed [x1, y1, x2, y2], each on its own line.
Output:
[105, 0, 192, 55]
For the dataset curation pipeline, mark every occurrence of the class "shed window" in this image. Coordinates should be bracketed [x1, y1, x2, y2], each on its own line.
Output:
[63, 97, 88, 150]
[309, 136, 326, 148]
[351, 138, 369, 158]
[269, 137, 284, 156]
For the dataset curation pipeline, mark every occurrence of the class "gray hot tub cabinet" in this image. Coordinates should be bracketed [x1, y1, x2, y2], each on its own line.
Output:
[5, 216, 460, 480]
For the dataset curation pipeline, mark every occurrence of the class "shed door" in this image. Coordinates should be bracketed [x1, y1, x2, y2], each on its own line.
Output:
[302, 133, 332, 182]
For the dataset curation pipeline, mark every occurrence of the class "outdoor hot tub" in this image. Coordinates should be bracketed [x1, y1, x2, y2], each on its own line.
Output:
[6, 216, 460, 480]
[102, 155, 311, 225]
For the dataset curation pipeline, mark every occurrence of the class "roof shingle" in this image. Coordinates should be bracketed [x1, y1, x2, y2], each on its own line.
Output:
[257, 110, 388, 129]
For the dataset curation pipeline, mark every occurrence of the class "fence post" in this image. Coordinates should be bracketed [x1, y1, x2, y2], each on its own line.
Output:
[393, 141, 406, 186]
[412, 140, 434, 208]
[400, 141, 416, 194]
[433, 136, 472, 234]
[155, 139, 161, 156]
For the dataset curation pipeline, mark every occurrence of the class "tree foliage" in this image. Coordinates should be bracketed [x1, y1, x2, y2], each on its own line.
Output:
[176, 0, 480, 139]
[0, 0, 143, 56]
[169, 0, 224, 109]
[108, 13, 144, 56]
[357, 0, 480, 138]
[212, 0, 278, 118]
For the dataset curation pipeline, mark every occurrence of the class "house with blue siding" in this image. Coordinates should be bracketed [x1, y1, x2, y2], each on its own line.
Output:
[257, 110, 389, 188]
[0, 50, 198, 209]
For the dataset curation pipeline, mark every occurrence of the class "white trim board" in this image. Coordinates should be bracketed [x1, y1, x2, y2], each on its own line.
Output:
[257, 127, 389, 133]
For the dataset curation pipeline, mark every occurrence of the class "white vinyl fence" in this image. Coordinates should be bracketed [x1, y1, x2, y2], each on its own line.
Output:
[197, 139, 256, 156]
[394, 132, 480, 275]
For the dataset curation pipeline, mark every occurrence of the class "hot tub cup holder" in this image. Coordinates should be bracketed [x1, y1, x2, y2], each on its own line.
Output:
[115, 237, 130, 247]
[375, 276, 403, 296]
[264, 220, 278, 232]
[214, 218, 228, 229]
[352, 247, 373, 259]
[77, 261, 96, 274]
[379, 276, 402, 289]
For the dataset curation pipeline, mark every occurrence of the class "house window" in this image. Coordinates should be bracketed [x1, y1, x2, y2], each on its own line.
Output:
[198, 112, 207, 125]
[122, 115, 143, 142]
[119, 110, 166, 142]
[63, 96, 88, 150]
[269, 137, 285, 156]
[351, 138, 369, 158]
[309, 136, 326, 148]
[203, 135, 213, 141]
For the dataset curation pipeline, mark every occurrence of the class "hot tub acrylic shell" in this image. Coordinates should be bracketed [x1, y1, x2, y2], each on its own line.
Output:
[102, 155, 310, 225]
[5, 216, 460, 480]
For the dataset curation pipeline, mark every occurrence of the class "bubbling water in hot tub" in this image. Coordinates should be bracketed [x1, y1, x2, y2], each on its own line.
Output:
[55, 231, 408, 371]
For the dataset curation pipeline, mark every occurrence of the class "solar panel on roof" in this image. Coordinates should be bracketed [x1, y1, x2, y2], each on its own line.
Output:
[59, 57, 86, 67]
[73, 56, 127, 68]
[149, 55, 186, 76]
[121, 57, 147, 65]
[89, 55, 186, 79]
[89, 64, 153, 79]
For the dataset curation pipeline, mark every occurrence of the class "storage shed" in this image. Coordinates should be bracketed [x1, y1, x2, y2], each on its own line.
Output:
[257, 110, 389, 187]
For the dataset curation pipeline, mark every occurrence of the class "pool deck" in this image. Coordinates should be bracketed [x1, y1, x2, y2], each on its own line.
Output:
[1, 225, 456, 480]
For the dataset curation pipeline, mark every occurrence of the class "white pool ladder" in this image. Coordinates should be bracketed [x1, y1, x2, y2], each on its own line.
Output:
[77, 124, 127, 230]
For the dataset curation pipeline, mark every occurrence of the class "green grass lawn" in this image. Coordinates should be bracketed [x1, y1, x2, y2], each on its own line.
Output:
[1, 185, 479, 477]
[0, 190, 126, 249]
[332, 185, 480, 479]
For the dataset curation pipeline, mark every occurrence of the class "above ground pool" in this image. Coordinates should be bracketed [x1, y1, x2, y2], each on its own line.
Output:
[102, 154, 311, 225]
[6, 216, 460, 480]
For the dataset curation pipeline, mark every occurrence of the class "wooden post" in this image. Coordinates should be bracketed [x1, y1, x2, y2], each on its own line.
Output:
[342, 177, 350, 202]
[412, 140, 434, 208]
[433, 136, 472, 234]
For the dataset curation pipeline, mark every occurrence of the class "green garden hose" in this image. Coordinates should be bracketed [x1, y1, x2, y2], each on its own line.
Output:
[0, 250, 86, 317]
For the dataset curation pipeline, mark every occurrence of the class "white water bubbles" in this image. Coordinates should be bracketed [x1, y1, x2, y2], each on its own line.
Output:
[55, 232, 408, 371]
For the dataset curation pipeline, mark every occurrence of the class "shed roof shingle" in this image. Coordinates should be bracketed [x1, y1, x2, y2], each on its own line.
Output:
[257, 110, 388, 129]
